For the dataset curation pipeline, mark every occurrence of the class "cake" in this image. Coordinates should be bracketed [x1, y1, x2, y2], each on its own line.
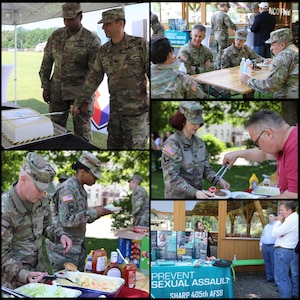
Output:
[2, 108, 54, 144]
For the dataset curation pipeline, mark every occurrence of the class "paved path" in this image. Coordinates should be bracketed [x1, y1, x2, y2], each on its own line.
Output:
[85, 215, 117, 239]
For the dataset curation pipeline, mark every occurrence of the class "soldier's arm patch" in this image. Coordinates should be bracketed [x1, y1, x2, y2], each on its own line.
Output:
[2, 226, 7, 236]
[62, 194, 74, 202]
[164, 145, 176, 156]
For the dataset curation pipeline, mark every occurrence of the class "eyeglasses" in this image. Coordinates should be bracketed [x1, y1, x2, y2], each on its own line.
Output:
[254, 129, 266, 147]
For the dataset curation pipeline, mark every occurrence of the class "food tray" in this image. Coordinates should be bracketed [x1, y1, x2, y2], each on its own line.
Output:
[54, 271, 125, 298]
[14, 282, 82, 298]
[252, 186, 280, 196]
[230, 191, 261, 199]
[1, 122, 72, 149]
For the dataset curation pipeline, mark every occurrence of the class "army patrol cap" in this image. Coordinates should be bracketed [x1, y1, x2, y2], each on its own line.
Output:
[62, 3, 82, 19]
[128, 175, 143, 184]
[218, 2, 230, 8]
[251, 2, 259, 9]
[235, 29, 248, 41]
[179, 101, 204, 125]
[78, 152, 101, 179]
[265, 28, 293, 44]
[23, 152, 56, 193]
[98, 8, 125, 24]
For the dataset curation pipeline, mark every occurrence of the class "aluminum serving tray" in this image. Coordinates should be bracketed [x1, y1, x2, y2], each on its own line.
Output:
[54, 271, 125, 298]
[1, 122, 72, 149]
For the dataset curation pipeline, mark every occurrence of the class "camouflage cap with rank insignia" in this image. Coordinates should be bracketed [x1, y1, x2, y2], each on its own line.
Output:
[265, 28, 293, 44]
[22, 152, 56, 193]
[97, 8, 125, 24]
[62, 3, 82, 19]
[235, 29, 248, 41]
[78, 152, 101, 179]
[179, 101, 204, 125]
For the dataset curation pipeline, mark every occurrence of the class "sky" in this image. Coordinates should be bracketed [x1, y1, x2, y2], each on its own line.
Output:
[2, 3, 149, 34]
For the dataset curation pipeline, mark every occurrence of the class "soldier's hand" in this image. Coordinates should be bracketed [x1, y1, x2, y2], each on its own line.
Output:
[195, 190, 213, 199]
[60, 234, 73, 254]
[79, 102, 89, 113]
[42, 89, 51, 104]
[28, 272, 48, 283]
[71, 105, 80, 117]
[94, 206, 112, 217]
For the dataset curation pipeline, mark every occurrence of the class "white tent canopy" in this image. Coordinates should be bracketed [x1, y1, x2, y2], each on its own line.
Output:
[1, 2, 140, 102]
[1, 2, 137, 25]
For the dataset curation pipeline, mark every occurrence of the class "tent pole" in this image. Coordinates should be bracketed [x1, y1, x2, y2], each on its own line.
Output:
[14, 24, 17, 104]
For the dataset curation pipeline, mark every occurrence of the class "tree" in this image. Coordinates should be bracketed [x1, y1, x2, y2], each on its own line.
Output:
[151, 101, 297, 134]
[1, 150, 149, 230]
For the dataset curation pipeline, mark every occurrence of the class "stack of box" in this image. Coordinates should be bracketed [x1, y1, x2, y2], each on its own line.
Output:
[115, 226, 149, 275]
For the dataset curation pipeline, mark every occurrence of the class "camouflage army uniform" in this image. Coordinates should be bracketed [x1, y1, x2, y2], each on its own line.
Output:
[1, 186, 66, 289]
[211, 10, 237, 69]
[46, 175, 99, 272]
[150, 64, 207, 98]
[131, 185, 149, 227]
[247, 44, 298, 98]
[39, 26, 101, 142]
[178, 40, 214, 75]
[161, 131, 219, 199]
[221, 43, 264, 68]
[75, 32, 149, 149]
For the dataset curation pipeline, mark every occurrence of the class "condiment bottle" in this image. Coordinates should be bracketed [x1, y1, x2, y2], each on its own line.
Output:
[249, 173, 259, 190]
[262, 174, 270, 186]
[92, 248, 107, 274]
[104, 251, 122, 278]
[123, 261, 137, 288]
[84, 250, 94, 272]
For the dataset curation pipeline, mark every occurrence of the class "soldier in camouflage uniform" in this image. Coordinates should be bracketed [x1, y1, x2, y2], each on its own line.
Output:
[221, 29, 265, 69]
[46, 152, 112, 272]
[151, 12, 165, 39]
[128, 175, 149, 227]
[178, 24, 230, 98]
[240, 28, 299, 99]
[161, 102, 230, 199]
[150, 37, 207, 99]
[221, 29, 266, 98]
[39, 3, 101, 142]
[72, 8, 149, 149]
[211, 2, 237, 69]
[2, 152, 73, 289]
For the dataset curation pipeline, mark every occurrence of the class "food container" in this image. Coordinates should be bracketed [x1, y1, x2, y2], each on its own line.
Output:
[53, 271, 125, 298]
[14, 282, 82, 298]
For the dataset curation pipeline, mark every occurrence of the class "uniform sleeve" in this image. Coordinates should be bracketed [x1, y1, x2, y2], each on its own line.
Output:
[224, 14, 237, 31]
[56, 187, 98, 227]
[74, 50, 105, 108]
[161, 140, 198, 198]
[247, 54, 290, 94]
[179, 73, 207, 99]
[131, 188, 146, 217]
[39, 34, 54, 89]
[178, 45, 196, 75]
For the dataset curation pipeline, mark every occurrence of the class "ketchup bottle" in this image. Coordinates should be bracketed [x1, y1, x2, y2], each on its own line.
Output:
[92, 248, 107, 274]
[124, 262, 137, 288]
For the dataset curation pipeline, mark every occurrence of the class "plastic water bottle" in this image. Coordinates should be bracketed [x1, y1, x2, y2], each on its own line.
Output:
[233, 254, 237, 261]
[245, 59, 251, 75]
[240, 57, 246, 73]
[262, 174, 270, 186]
[179, 62, 187, 73]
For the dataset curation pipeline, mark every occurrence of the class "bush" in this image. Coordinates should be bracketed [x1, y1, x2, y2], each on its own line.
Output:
[201, 133, 226, 163]
[226, 141, 234, 148]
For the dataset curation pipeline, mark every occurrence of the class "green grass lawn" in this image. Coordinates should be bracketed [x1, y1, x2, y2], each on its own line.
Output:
[2, 51, 107, 148]
[151, 160, 277, 199]
[42, 237, 118, 274]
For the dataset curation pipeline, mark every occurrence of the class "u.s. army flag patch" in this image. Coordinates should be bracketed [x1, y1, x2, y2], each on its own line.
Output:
[164, 145, 176, 156]
[62, 194, 74, 202]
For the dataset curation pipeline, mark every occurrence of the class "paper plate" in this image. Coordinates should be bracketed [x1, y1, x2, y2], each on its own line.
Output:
[104, 204, 122, 212]
[202, 189, 231, 199]
[256, 63, 269, 68]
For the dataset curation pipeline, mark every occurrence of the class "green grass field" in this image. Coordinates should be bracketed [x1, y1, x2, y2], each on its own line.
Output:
[2, 51, 107, 147]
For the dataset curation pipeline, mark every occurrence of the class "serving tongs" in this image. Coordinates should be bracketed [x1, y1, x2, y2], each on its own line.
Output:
[43, 273, 77, 284]
[1, 286, 29, 298]
[213, 162, 229, 184]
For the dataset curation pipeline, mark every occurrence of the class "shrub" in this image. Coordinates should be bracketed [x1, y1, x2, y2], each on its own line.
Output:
[201, 133, 226, 163]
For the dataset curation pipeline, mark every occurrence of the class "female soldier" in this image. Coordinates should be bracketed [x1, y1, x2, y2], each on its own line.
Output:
[161, 101, 230, 199]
